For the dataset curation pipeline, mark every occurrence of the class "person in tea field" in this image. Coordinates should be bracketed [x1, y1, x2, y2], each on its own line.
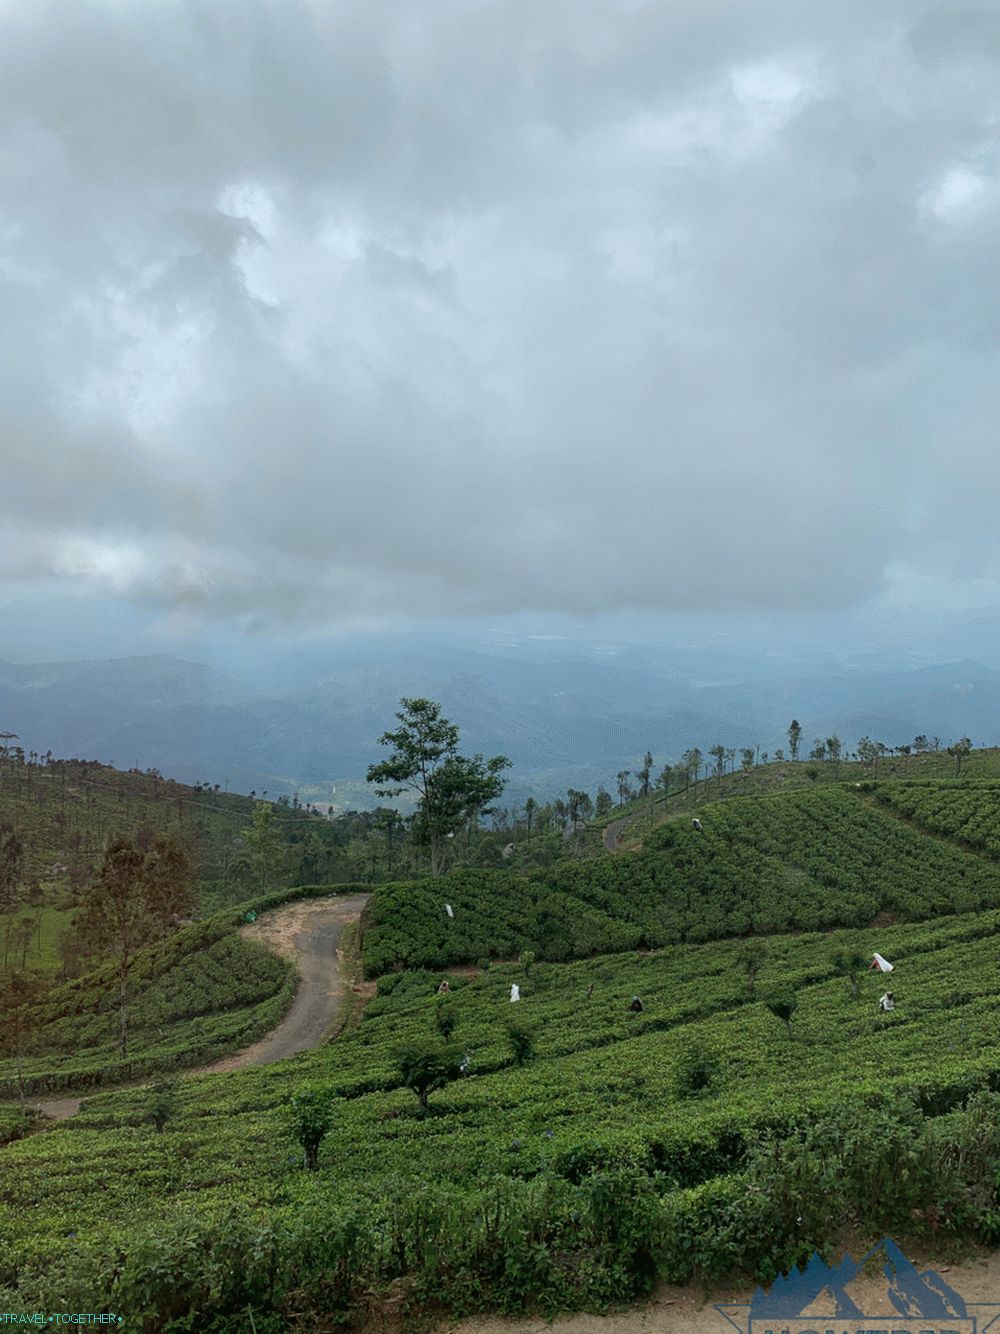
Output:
[878, 990, 895, 1013]
[510, 982, 520, 1002]
[691, 817, 703, 831]
[629, 995, 645, 1012]
[437, 980, 451, 995]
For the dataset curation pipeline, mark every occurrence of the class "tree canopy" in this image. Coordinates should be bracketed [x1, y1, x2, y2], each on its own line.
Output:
[367, 698, 510, 876]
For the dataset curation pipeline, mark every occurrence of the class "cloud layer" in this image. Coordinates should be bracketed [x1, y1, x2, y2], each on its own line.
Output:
[2, 0, 999, 626]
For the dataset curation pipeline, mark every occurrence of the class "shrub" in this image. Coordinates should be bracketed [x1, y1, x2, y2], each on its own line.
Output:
[506, 1021, 536, 1067]
[146, 1081, 179, 1134]
[675, 1045, 720, 1099]
[288, 1084, 335, 1170]
[435, 1001, 457, 1039]
[763, 989, 798, 1039]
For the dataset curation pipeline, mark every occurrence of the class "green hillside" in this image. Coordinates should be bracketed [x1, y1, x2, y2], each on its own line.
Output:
[4, 904, 1000, 1323]
[7, 772, 1000, 1326]
[364, 784, 1000, 973]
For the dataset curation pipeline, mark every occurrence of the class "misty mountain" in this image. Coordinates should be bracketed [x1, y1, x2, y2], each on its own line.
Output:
[3, 636, 1000, 806]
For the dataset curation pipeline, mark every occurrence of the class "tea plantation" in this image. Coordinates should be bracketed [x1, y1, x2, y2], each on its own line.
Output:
[6, 782, 1000, 1327]
[363, 785, 1000, 972]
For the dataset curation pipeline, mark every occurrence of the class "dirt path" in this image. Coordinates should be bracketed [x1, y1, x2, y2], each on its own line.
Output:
[34, 892, 370, 1122]
[449, 1250, 1000, 1334]
[603, 814, 631, 851]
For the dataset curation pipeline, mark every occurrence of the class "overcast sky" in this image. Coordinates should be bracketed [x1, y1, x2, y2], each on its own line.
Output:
[3, 0, 999, 656]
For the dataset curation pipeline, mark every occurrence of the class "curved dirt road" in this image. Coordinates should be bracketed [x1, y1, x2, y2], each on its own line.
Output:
[35, 892, 370, 1121]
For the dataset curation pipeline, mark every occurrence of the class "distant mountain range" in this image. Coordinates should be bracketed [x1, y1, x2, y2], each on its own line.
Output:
[4, 632, 1000, 806]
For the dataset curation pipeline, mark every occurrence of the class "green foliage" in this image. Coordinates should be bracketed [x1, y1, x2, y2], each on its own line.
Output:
[435, 1000, 457, 1039]
[874, 779, 1000, 859]
[367, 698, 510, 876]
[736, 940, 768, 998]
[289, 1083, 335, 1170]
[763, 989, 798, 1037]
[0, 753, 345, 923]
[829, 946, 868, 997]
[396, 1041, 465, 1113]
[145, 1080, 179, 1134]
[505, 1020, 536, 1067]
[674, 1044, 719, 1099]
[364, 787, 1000, 974]
[9, 907, 1000, 1322]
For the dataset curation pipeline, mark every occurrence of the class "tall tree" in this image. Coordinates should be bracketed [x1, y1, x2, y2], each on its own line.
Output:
[566, 788, 592, 826]
[637, 752, 654, 799]
[243, 802, 286, 892]
[594, 786, 614, 818]
[787, 719, 802, 761]
[367, 699, 510, 877]
[77, 835, 192, 1058]
[709, 744, 726, 786]
[615, 770, 632, 805]
[523, 796, 536, 839]
[740, 747, 755, 778]
[685, 748, 703, 787]
[0, 970, 48, 1109]
[948, 737, 973, 777]
[825, 735, 842, 775]
[856, 736, 881, 777]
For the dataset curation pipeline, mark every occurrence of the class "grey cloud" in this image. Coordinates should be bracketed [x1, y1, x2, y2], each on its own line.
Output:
[1, 0, 998, 627]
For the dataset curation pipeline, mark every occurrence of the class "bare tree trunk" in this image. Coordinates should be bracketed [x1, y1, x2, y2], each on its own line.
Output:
[15, 1050, 25, 1111]
[119, 975, 128, 1059]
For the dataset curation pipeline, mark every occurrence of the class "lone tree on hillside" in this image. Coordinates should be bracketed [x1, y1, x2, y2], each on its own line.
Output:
[737, 940, 768, 999]
[637, 752, 654, 799]
[830, 947, 868, 999]
[826, 735, 842, 775]
[594, 786, 614, 818]
[787, 719, 802, 761]
[367, 699, 510, 877]
[288, 1083, 335, 1170]
[857, 736, 881, 777]
[396, 1042, 464, 1114]
[948, 737, 973, 778]
[764, 988, 798, 1039]
[76, 833, 194, 1058]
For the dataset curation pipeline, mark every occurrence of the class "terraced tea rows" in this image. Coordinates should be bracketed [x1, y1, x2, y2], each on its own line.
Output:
[364, 786, 1000, 972]
[6, 906, 1000, 1322]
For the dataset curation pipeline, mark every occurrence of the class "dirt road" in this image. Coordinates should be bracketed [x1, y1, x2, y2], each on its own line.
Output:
[35, 891, 370, 1121]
